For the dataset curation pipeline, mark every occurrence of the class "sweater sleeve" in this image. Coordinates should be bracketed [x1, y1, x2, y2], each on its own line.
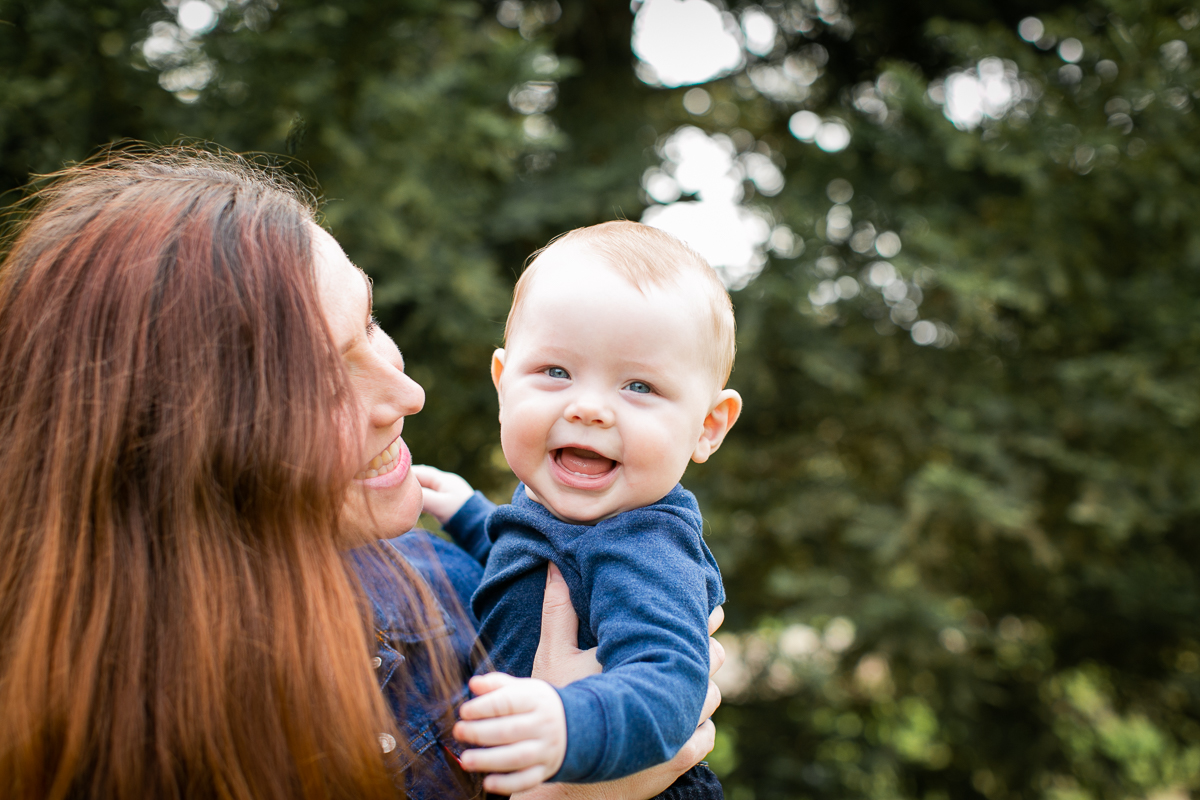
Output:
[551, 511, 713, 783]
[442, 491, 496, 566]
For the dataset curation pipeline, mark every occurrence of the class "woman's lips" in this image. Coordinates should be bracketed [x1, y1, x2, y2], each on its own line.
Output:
[355, 436, 411, 488]
[550, 447, 619, 490]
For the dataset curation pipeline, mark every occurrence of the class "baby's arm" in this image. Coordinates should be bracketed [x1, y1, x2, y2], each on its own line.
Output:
[454, 673, 567, 795]
[552, 511, 717, 782]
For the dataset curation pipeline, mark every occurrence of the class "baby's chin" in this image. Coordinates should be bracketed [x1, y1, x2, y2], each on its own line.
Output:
[523, 484, 628, 527]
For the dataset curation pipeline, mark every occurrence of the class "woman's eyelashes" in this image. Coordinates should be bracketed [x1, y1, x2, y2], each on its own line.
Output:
[366, 315, 380, 336]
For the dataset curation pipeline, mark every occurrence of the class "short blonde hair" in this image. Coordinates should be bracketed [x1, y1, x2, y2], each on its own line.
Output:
[505, 221, 736, 386]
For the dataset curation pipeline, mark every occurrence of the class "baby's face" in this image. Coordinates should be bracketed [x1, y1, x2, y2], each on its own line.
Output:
[493, 245, 721, 524]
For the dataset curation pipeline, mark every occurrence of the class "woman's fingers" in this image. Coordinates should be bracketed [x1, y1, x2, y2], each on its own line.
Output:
[709, 635, 725, 676]
[674, 719, 716, 769]
[566, 719, 718, 800]
[699, 679, 721, 722]
[707, 604, 725, 635]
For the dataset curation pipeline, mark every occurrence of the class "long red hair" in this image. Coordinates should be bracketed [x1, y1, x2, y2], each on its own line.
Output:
[0, 149, 459, 799]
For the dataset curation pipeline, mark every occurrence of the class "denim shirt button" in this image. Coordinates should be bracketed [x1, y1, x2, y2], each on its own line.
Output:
[379, 733, 396, 753]
[371, 656, 383, 669]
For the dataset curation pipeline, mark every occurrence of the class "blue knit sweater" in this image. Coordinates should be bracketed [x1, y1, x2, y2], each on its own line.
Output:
[444, 483, 725, 783]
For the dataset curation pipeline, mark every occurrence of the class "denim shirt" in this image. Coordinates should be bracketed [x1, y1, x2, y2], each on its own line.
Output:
[349, 531, 486, 800]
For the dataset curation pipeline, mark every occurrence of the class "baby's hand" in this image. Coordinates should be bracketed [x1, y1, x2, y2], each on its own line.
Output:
[412, 465, 475, 524]
[454, 673, 567, 795]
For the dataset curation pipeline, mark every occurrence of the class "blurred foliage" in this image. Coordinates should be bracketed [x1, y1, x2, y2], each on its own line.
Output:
[3, 0, 1200, 799]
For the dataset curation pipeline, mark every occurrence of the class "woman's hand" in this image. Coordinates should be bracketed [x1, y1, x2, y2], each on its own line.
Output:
[412, 464, 474, 524]
[531, 564, 602, 687]
[532, 563, 726, 693]
[522, 567, 727, 800]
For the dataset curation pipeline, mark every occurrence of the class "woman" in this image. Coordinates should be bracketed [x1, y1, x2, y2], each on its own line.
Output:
[0, 149, 718, 799]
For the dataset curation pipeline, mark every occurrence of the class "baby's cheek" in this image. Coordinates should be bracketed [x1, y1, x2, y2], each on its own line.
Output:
[499, 418, 541, 473]
[635, 424, 693, 480]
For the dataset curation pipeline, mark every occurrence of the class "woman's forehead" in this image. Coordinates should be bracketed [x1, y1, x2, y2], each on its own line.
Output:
[312, 226, 370, 351]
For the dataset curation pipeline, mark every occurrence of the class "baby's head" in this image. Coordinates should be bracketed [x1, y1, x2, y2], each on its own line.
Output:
[491, 221, 742, 524]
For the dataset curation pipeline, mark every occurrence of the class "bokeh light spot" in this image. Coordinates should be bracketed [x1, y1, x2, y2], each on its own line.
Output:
[939, 57, 1028, 130]
[825, 178, 853, 203]
[911, 320, 937, 345]
[815, 120, 851, 152]
[1058, 38, 1084, 63]
[874, 230, 901, 257]
[788, 110, 821, 141]
[642, 126, 778, 289]
[867, 261, 895, 287]
[177, 0, 217, 35]
[1018, 17, 1044, 43]
[683, 87, 713, 115]
[741, 7, 778, 56]
[633, 0, 744, 87]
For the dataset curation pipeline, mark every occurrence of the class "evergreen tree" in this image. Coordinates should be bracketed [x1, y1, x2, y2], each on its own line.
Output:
[2, 1, 1197, 798]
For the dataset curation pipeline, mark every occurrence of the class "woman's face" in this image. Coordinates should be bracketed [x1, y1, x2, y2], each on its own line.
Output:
[312, 225, 426, 540]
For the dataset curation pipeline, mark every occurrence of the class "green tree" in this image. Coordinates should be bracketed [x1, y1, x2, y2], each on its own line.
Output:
[2, 1, 1199, 799]
[658, 2, 1200, 798]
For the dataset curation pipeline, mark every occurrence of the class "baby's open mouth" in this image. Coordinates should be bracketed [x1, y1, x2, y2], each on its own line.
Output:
[554, 447, 616, 477]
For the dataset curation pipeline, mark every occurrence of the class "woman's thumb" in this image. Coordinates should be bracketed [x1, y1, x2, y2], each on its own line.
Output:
[534, 563, 578, 670]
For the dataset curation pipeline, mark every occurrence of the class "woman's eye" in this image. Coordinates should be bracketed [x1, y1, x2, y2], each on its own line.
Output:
[546, 367, 570, 379]
[625, 381, 652, 394]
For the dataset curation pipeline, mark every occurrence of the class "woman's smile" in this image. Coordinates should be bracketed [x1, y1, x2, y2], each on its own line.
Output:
[354, 435, 412, 487]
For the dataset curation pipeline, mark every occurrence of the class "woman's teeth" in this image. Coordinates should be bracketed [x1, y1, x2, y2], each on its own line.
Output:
[354, 438, 402, 480]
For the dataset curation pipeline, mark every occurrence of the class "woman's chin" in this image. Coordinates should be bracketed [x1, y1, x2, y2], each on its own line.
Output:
[340, 468, 423, 545]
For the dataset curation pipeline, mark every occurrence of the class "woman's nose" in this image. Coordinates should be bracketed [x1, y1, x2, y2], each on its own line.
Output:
[366, 332, 424, 427]
[564, 395, 614, 427]
[370, 372, 424, 425]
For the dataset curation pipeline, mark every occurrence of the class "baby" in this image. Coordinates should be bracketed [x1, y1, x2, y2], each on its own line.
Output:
[415, 221, 741, 797]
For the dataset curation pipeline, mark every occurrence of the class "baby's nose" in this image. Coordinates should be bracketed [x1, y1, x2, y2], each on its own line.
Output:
[564, 397, 614, 427]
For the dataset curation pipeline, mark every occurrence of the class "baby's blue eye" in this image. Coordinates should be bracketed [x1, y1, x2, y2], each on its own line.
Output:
[546, 367, 570, 379]
[625, 381, 652, 394]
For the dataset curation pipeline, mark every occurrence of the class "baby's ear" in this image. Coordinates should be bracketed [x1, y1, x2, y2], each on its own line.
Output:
[491, 349, 507, 411]
[692, 389, 743, 463]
